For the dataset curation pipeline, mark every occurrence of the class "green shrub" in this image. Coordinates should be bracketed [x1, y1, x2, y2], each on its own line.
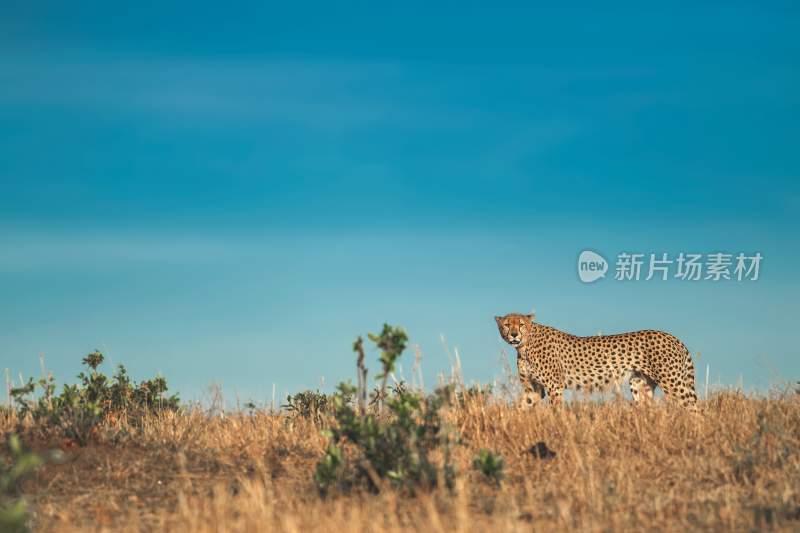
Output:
[472, 448, 505, 486]
[10, 351, 179, 445]
[314, 324, 457, 495]
[284, 390, 331, 423]
[314, 383, 457, 495]
[457, 383, 493, 405]
[0, 434, 44, 532]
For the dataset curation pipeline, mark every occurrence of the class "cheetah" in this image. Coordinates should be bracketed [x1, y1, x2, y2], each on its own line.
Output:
[495, 313, 698, 409]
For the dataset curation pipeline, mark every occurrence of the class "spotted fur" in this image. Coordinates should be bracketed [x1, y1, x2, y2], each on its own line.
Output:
[495, 313, 698, 409]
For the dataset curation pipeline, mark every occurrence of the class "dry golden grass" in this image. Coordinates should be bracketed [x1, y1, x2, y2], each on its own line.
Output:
[3, 390, 800, 532]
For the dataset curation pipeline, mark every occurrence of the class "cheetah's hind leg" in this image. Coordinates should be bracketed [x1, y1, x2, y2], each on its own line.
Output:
[629, 372, 656, 404]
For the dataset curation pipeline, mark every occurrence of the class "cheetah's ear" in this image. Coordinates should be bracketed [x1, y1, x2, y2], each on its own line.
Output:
[525, 313, 535, 323]
[494, 316, 503, 326]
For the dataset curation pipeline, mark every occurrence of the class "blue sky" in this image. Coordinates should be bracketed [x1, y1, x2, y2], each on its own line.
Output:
[1, 3, 798, 402]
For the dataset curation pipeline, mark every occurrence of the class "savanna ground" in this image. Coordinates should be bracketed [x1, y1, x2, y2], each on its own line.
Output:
[2, 386, 799, 532]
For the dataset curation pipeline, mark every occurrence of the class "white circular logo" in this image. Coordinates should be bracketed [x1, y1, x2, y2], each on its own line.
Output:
[578, 250, 608, 283]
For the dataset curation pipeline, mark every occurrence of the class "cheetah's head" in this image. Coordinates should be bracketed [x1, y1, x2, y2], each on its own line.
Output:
[495, 313, 535, 348]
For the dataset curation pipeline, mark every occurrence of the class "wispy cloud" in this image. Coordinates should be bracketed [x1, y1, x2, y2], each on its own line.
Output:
[0, 50, 414, 131]
[0, 230, 247, 270]
[0, 48, 665, 135]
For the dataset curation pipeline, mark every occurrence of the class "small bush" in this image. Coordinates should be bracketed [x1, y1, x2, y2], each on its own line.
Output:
[284, 390, 331, 423]
[10, 351, 180, 445]
[457, 384, 493, 406]
[472, 449, 505, 486]
[1, 434, 44, 532]
[315, 383, 457, 494]
[314, 324, 457, 495]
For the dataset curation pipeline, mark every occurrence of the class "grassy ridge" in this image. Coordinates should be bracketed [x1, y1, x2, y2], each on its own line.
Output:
[2, 390, 799, 532]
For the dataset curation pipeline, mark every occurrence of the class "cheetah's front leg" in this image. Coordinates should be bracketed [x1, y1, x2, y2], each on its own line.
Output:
[522, 380, 546, 409]
[517, 357, 545, 409]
